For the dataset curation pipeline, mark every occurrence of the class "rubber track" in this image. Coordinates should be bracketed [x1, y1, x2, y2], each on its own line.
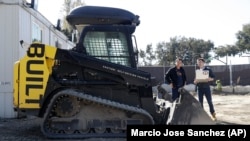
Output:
[41, 89, 154, 139]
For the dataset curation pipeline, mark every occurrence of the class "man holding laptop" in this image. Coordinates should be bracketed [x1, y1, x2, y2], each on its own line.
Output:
[194, 58, 216, 121]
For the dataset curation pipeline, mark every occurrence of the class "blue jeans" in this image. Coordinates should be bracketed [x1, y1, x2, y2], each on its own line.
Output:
[197, 87, 215, 114]
[172, 87, 181, 101]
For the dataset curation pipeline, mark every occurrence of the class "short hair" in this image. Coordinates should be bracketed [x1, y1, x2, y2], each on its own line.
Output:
[197, 58, 205, 62]
[176, 58, 183, 62]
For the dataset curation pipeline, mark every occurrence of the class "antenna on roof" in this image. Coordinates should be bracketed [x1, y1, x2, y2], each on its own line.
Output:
[56, 19, 61, 31]
[25, 0, 38, 10]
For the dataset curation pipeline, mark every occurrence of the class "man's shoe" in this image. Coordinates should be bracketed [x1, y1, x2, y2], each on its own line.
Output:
[211, 113, 217, 121]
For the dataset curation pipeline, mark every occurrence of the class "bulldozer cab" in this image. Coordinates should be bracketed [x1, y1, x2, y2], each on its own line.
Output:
[66, 5, 140, 68]
[75, 25, 139, 68]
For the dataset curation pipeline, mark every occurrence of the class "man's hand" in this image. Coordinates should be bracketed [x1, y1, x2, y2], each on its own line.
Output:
[194, 79, 197, 84]
[170, 83, 173, 88]
[207, 77, 214, 82]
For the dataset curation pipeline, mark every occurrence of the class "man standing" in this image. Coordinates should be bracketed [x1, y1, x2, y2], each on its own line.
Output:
[165, 58, 187, 102]
[194, 58, 216, 120]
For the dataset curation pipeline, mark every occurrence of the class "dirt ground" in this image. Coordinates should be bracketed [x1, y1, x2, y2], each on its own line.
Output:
[201, 93, 250, 125]
[0, 93, 249, 141]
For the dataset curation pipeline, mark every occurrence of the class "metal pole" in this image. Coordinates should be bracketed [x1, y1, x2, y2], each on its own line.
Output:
[163, 62, 165, 83]
[229, 60, 232, 86]
[162, 48, 165, 83]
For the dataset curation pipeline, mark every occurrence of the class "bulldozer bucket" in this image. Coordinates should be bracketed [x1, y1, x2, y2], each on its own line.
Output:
[166, 87, 216, 125]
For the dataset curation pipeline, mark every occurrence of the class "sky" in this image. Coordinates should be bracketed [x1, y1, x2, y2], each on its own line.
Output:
[37, 0, 250, 65]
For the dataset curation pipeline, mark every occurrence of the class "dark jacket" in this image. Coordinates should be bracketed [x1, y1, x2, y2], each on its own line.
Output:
[196, 66, 215, 88]
[165, 66, 186, 88]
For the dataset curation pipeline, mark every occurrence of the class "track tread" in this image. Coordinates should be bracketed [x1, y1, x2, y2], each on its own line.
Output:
[41, 89, 154, 139]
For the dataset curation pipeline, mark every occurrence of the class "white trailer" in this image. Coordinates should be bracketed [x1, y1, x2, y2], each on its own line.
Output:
[0, 0, 74, 118]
